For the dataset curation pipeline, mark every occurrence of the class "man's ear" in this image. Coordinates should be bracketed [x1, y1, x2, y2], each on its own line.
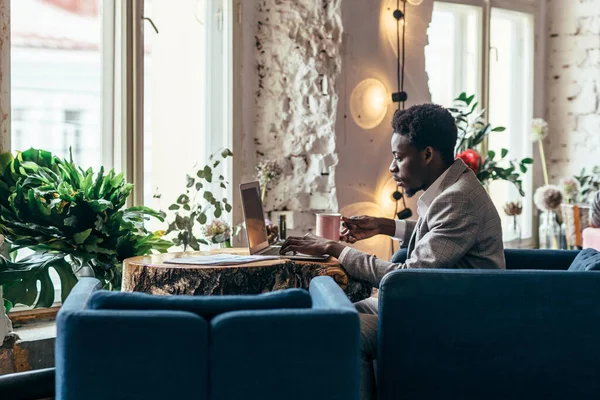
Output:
[424, 146, 434, 164]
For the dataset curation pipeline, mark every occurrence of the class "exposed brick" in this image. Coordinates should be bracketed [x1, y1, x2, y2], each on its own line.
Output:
[254, 0, 342, 228]
[547, 0, 600, 180]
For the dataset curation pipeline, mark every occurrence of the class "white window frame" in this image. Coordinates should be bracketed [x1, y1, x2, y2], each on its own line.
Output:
[2, 0, 241, 312]
[431, 0, 546, 246]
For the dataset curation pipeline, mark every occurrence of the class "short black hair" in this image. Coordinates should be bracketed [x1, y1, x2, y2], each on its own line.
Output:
[392, 104, 457, 166]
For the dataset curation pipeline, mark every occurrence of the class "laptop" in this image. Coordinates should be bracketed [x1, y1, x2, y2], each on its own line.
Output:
[239, 181, 329, 261]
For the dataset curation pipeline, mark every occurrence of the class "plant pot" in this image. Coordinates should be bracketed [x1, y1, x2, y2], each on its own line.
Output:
[0, 287, 13, 344]
[0, 236, 13, 343]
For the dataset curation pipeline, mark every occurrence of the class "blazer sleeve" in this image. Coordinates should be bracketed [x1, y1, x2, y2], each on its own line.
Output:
[340, 193, 478, 287]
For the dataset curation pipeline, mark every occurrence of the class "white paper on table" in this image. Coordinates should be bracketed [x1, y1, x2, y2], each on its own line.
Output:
[164, 254, 281, 266]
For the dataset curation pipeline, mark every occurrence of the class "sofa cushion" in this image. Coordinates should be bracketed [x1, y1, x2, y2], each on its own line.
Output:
[568, 248, 600, 271]
[88, 288, 312, 319]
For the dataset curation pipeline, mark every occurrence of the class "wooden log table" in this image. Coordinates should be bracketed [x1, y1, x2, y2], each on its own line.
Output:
[122, 248, 373, 303]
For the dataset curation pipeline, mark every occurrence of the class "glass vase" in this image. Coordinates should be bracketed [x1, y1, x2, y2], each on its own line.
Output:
[503, 215, 522, 247]
[539, 211, 560, 250]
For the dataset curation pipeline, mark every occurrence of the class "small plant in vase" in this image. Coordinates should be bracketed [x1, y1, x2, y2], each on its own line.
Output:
[160, 149, 234, 251]
[534, 185, 563, 249]
[201, 219, 232, 249]
[503, 201, 523, 246]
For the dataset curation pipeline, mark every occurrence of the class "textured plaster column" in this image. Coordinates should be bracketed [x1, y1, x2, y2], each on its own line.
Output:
[252, 0, 343, 232]
[545, 0, 600, 181]
[0, 0, 11, 344]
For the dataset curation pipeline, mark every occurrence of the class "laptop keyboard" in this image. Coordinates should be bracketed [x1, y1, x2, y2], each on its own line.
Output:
[260, 246, 281, 256]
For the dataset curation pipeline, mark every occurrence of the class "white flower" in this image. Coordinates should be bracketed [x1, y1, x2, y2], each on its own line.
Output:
[531, 118, 549, 142]
[201, 218, 231, 243]
[534, 185, 563, 212]
[560, 177, 580, 203]
[255, 160, 283, 187]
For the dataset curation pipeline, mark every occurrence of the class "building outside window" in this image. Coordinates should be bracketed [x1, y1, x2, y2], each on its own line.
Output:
[8, 0, 234, 307]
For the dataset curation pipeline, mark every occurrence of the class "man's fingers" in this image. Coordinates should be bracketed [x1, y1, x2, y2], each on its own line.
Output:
[280, 245, 299, 255]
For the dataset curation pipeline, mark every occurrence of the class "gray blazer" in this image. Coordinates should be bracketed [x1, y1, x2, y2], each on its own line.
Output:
[342, 159, 506, 288]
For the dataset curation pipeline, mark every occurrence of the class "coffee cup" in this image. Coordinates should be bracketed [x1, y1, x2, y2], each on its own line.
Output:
[316, 212, 342, 241]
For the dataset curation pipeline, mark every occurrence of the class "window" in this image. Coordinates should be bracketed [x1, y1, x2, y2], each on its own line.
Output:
[425, 2, 482, 107]
[426, 0, 537, 241]
[11, 0, 103, 169]
[7, 0, 235, 308]
[143, 0, 232, 211]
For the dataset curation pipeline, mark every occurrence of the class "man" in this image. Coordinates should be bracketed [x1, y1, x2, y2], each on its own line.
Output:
[280, 103, 505, 399]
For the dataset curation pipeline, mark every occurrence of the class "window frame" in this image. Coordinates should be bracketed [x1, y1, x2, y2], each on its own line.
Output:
[431, 0, 546, 246]
[1, 0, 242, 316]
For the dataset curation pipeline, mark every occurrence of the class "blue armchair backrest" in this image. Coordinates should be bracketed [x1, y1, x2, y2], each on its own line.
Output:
[378, 268, 600, 399]
[392, 248, 580, 270]
[56, 277, 359, 400]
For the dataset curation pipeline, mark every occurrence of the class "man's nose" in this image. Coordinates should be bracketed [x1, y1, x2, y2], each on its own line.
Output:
[389, 160, 398, 173]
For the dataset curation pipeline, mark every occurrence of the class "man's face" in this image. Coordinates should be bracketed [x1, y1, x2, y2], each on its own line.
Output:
[389, 133, 428, 197]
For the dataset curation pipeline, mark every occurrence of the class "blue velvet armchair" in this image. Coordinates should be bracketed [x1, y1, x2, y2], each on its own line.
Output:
[378, 248, 600, 399]
[55, 276, 360, 400]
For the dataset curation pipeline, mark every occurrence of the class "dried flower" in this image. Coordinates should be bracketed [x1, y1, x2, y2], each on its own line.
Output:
[560, 177, 581, 203]
[256, 160, 283, 187]
[503, 201, 523, 216]
[534, 185, 563, 212]
[531, 118, 549, 142]
[201, 218, 231, 243]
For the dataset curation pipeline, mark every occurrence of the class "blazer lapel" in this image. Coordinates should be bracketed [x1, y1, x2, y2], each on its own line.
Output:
[406, 160, 469, 260]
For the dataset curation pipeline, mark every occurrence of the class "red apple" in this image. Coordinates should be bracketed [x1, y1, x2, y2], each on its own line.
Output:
[456, 149, 482, 173]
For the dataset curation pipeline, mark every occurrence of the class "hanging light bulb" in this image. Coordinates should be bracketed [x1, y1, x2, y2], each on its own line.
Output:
[406, 0, 424, 5]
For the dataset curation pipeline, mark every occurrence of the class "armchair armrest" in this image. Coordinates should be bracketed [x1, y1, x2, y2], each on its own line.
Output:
[0, 368, 54, 400]
[59, 277, 102, 313]
[504, 249, 579, 270]
[309, 276, 356, 311]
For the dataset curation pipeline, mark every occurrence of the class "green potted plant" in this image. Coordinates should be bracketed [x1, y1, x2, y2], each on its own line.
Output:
[0, 148, 171, 310]
[450, 93, 533, 196]
[159, 148, 234, 251]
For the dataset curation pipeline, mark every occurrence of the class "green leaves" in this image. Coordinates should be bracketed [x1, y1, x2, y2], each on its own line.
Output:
[0, 148, 170, 300]
[161, 148, 234, 251]
[0, 252, 71, 308]
[451, 94, 533, 197]
[73, 229, 92, 244]
[221, 148, 233, 158]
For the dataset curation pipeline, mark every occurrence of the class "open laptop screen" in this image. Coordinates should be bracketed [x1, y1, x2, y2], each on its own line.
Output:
[240, 182, 269, 251]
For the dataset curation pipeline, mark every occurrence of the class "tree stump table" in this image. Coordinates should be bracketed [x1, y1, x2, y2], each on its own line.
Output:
[122, 248, 372, 303]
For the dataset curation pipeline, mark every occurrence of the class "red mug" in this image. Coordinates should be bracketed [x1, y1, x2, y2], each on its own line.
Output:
[316, 213, 342, 241]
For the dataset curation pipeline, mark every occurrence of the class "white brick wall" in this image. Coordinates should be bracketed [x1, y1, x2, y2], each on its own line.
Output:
[251, 0, 342, 224]
[546, 0, 600, 181]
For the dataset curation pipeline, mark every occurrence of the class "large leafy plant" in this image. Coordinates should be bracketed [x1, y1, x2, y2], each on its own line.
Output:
[0, 148, 170, 309]
[161, 148, 234, 251]
[450, 93, 533, 196]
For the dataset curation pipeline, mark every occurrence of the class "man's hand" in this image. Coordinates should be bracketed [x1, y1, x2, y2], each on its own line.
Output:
[340, 216, 395, 243]
[280, 233, 346, 259]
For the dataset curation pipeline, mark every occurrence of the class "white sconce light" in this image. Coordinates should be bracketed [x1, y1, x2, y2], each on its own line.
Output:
[349, 78, 390, 130]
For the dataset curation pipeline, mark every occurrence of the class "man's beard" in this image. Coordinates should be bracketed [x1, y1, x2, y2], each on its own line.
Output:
[404, 185, 426, 198]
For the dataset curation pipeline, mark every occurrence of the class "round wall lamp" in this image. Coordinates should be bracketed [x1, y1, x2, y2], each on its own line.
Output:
[349, 78, 390, 130]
